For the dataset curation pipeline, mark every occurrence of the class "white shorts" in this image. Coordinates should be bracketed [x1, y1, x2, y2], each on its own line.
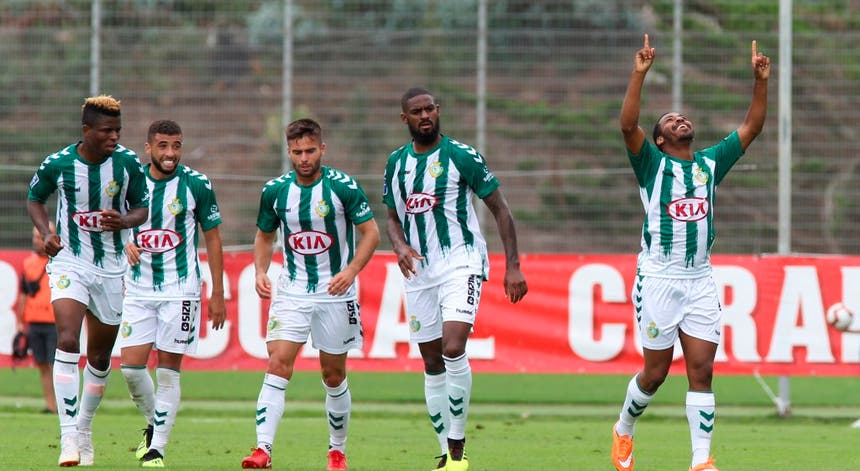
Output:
[405, 271, 483, 344]
[47, 263, 124, 325]
[633, 275, 722, 350]
[266, 297, 362, 355]
[118, 298, 201, 355]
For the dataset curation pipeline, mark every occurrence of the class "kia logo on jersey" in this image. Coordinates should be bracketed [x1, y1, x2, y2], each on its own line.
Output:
[288, 230, 334, 255]
[667, 197, 710, 222]
[136, 228, 182, 253]
[405, 192, 437, 214]
[73, 210, 105, 232]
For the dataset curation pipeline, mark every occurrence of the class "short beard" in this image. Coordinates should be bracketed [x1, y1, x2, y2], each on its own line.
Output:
[409, 118, 441, 147]
[150, 159, 177, 176]
[679, 130, 695, 144]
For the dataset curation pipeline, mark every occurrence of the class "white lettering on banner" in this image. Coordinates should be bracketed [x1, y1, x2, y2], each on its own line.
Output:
[568, 263, 626, 361]
[237, 263, 279, 359]
[766, 266, 835, 363]
[713, 266, 761, 362]
[189, 261, 231, 359]
[368, 262, 495, 359]
[839, 267, 860, 363]
[0, 261, 17, 355]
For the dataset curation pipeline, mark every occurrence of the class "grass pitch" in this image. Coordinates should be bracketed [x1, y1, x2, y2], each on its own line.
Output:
[2, 370, 859, 470]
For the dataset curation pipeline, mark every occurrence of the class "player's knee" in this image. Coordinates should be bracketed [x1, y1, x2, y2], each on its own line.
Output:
[322, 370, 346, 388]
[56, 336, 80, 354]
[639, 369, 669, 393]
[422, 356, 445, 374]
[266, 359, 293, 380]
[687, 367, 714, 390]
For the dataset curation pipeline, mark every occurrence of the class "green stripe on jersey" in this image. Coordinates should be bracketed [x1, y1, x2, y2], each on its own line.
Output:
[432, 151, 451, 250]
[683, 162, 698, 267]
[174, 175, 190, 279]
[297, 185, 318, 292]
[150, 182, 166, 288]
[62, 162, 81, 256]
[411, 155, 430, 258]
[321, 180, 341, 279]
[659, 161, 674, 257]
[88, 162, 105, 266]
[111, 157, 125, 253]
[279, 184, 297, 283]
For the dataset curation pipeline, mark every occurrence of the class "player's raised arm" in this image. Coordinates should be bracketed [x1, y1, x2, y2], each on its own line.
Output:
[620, 34, 655, 154]
[737, 40, 770, 151]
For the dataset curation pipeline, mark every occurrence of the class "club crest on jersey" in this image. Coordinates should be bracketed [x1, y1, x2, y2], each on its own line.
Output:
[428, 160, 444, 178]
[167, 198, 184, 215]
[267, 318, 279, 332]
[73, 210, 105, 233]
[405, 192, 437, 214]
[56, 275, 71, 290]
[666, 197, 709, 222]
[287, 230, 333, 255]
[136, 228, 182, 253]
[314, 200, 331, 218]
[409, 315, 421, 332]
[104, 180, 120, 197]
[693, 164, 709, 184]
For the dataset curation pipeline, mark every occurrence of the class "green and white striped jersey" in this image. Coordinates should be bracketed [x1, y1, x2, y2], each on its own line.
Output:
[125, 164, 222, 299]
[382, 135, 499, 289]
[257, 166, 374, 300]
[628, 131, 744, 278]
[28, 143, 150, 276]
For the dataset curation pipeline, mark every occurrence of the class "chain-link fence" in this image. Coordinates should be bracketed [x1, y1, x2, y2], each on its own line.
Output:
[2, 0, 859, 255]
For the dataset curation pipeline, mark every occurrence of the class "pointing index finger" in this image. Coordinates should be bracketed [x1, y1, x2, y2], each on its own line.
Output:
[644, 33, 650, 49]
[751, 39, 757, 59]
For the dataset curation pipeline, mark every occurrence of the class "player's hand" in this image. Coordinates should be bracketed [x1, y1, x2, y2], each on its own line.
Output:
[634, 33, 655, 73]
[43, 232, 63, 256]
[393, 245, 424, 280]
[751, 40, 770, 80]
[503, 267, 528, 304]
[208, 291, 227, 330]
[255, 272, 272, 299]
[328, 267, 357, 296]
[99, 209, 125, 232]
[125, 242, 142, 265]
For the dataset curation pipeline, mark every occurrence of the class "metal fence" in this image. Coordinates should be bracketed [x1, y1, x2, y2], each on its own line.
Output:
[2, 0, 859, 256]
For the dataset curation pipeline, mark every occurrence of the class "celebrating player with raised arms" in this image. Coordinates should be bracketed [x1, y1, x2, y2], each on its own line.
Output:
[611, 35, 770, 471]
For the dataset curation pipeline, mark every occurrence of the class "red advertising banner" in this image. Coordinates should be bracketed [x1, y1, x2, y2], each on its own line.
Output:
[1, 250, 859, 375]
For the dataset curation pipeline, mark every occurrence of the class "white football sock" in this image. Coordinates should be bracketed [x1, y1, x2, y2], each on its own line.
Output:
[77, 362, 109, 432]
[150, 368, 181, 455]
[121, 365, 155, 425]
[324, 378, 351, 453]
[616, 374, 654, 437]
[686, 390, 716, 467]
[443, 353, 471, 441]
[255, 373, 289, 454]
[53, 349, 81, 437]
[424, 371, 449, 454]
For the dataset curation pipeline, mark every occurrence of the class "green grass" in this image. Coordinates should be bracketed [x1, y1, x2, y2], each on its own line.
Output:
[2, 369, 860, 470]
